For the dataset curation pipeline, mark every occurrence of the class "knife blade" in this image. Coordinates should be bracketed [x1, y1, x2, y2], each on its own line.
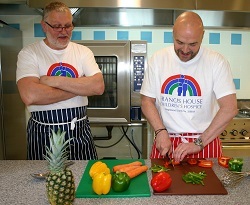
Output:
[166, 153, 175, 169]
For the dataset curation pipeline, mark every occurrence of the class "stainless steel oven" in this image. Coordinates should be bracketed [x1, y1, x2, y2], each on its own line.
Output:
[74, 40, 147, 124]
[220, 100, 250, 157]
[74, 40, 148, 159]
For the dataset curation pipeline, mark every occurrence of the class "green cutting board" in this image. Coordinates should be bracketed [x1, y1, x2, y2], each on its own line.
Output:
[76, 159, 151, 198]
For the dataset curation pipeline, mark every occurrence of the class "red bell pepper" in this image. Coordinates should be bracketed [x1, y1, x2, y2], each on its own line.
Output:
[198, 159, 213, 168]
[218, 156, 231, 168]
[151, 172, 172, 192]
[164, 161, 170, 168]
[164, 159, 180, 168]
[187, 158, 198, 165]
[172, 159, 181, 165]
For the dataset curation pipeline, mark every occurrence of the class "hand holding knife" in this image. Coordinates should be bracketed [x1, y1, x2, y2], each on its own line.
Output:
[166, 153, 175, 169]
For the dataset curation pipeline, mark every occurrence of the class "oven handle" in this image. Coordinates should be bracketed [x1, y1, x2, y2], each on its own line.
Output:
[89, 117, 128, 124]
[222, 145, 250, 149]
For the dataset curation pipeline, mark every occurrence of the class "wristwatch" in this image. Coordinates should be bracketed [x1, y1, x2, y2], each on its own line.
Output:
[193, 137, 204, 150]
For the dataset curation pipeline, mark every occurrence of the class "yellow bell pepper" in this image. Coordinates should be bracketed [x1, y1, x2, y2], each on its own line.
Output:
[89, 161, 110, 178]
[92, 172, 112, 195]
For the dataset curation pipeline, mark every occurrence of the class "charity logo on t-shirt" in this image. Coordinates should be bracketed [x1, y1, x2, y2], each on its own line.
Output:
[47, 62, 79, 78]
[161, 74, 202, 114]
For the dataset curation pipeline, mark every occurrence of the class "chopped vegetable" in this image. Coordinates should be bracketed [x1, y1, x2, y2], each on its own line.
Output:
[112, 161, 142, 172]
[164, 159, 180, 168]
[218, 156, 231, 168]
[187, 158, 198, 165]
[182, 171, 207, 185]
[164, 160, 171, 167]
[151, 172, 172, 192]
[111, 172, 131, 192]
[198, 160, 213, 168]
[151, 164, 170, 173]
[172, 159, 181, 165]
[228, 158, 243, 172]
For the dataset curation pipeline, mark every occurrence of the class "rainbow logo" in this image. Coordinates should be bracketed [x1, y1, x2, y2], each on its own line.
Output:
[161, 74, 201, 96]
[47, 62, 78, 78]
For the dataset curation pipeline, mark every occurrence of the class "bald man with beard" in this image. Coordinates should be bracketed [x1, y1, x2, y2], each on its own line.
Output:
[140, 11, 237, 162]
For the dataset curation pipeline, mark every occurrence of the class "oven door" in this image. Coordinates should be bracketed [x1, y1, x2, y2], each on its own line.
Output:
[222, 143, 250, 157]
[75, 40, 131, 124]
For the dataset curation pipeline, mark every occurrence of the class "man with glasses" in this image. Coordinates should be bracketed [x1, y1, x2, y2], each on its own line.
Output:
[16, 1, 104, 160]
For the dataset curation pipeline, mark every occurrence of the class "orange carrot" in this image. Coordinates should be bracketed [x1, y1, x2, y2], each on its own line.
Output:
[113, 161, 143, 172]
[125, 165, 148, 179]
[118, 165, 141, 173]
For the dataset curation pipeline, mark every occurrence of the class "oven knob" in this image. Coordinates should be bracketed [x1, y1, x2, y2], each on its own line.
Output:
[230, 129, 238, 136]
[240, 129, 248, 136]
[221, 130, 227, 136]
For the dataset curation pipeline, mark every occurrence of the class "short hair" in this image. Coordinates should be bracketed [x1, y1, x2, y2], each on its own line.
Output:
[43, 1, 71, 20]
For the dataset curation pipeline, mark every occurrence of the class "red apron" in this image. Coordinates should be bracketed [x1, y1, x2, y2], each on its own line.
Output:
[150, 133, 222, 159]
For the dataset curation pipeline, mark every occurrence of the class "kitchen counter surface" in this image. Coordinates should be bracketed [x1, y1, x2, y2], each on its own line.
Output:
[0, 158, 249, 205]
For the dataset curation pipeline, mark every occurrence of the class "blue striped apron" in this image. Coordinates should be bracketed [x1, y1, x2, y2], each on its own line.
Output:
[27, 106, 98, 160]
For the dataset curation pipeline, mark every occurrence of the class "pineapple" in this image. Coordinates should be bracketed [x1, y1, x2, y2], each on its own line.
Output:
[43, 129, 75, 205]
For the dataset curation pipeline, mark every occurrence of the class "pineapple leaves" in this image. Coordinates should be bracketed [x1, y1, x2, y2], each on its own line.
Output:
[43, 129, 73, 172]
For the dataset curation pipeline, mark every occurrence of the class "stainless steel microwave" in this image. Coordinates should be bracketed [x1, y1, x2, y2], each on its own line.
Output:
[74, 40, 147, 124]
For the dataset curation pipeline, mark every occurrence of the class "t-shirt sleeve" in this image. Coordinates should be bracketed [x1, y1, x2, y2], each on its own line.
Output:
[140, 56, 157, 98]
[16, 48, 40, 82]
[78, 45, 102, 77]
[212, 54, 236, 99]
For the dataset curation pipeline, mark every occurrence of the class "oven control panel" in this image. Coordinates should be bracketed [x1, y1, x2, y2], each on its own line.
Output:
[130, 41, 147, 108]
[220, 118, 250, 140]
[133, 56, 145, 92]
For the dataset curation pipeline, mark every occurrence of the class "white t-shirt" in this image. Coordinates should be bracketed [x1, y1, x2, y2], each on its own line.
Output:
[16, 41, 101, 112]
[140, 45, 236, 133]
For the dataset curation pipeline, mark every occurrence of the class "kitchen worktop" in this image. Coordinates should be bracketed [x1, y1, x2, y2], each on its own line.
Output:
[0, 158, 249, 205]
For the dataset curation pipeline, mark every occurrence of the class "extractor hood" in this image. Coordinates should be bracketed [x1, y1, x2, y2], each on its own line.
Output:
[24, 0, 250, 28]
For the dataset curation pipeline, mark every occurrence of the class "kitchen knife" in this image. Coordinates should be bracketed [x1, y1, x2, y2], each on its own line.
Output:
[166, 153, 175, 169]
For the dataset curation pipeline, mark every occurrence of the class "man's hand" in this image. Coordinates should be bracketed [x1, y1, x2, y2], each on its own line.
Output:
[155, 132, 172, 157]
[173, 142, 201, 162]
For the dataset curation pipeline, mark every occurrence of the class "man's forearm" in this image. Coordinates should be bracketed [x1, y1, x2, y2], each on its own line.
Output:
[200, 94, 238, 146]
[141, 96, 166, 131]
[40, 73, 104, 96]
[26, 85, 76, 106]
[17, 77, 76, 106]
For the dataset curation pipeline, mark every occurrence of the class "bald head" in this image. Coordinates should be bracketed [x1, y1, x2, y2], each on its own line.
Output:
[172, 11, 204, 62]
[173, 11, 204, 37]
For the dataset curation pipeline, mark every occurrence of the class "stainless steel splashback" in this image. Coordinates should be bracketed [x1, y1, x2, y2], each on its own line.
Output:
[237, 99, 250, 110]
[25, 0, 250, 11]
[72, 9, 250, 28]
[13, 0, 250, 28]
[2, 0, 250, 27]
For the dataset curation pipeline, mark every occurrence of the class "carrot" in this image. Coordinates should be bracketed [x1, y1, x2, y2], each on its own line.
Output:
[125, 165, 148, 179]
[113, 161, 143, 172]
[118, 165, 141, 173]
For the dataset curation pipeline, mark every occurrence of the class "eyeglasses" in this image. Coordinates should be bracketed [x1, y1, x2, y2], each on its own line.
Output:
[45, 21, 74, 32]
